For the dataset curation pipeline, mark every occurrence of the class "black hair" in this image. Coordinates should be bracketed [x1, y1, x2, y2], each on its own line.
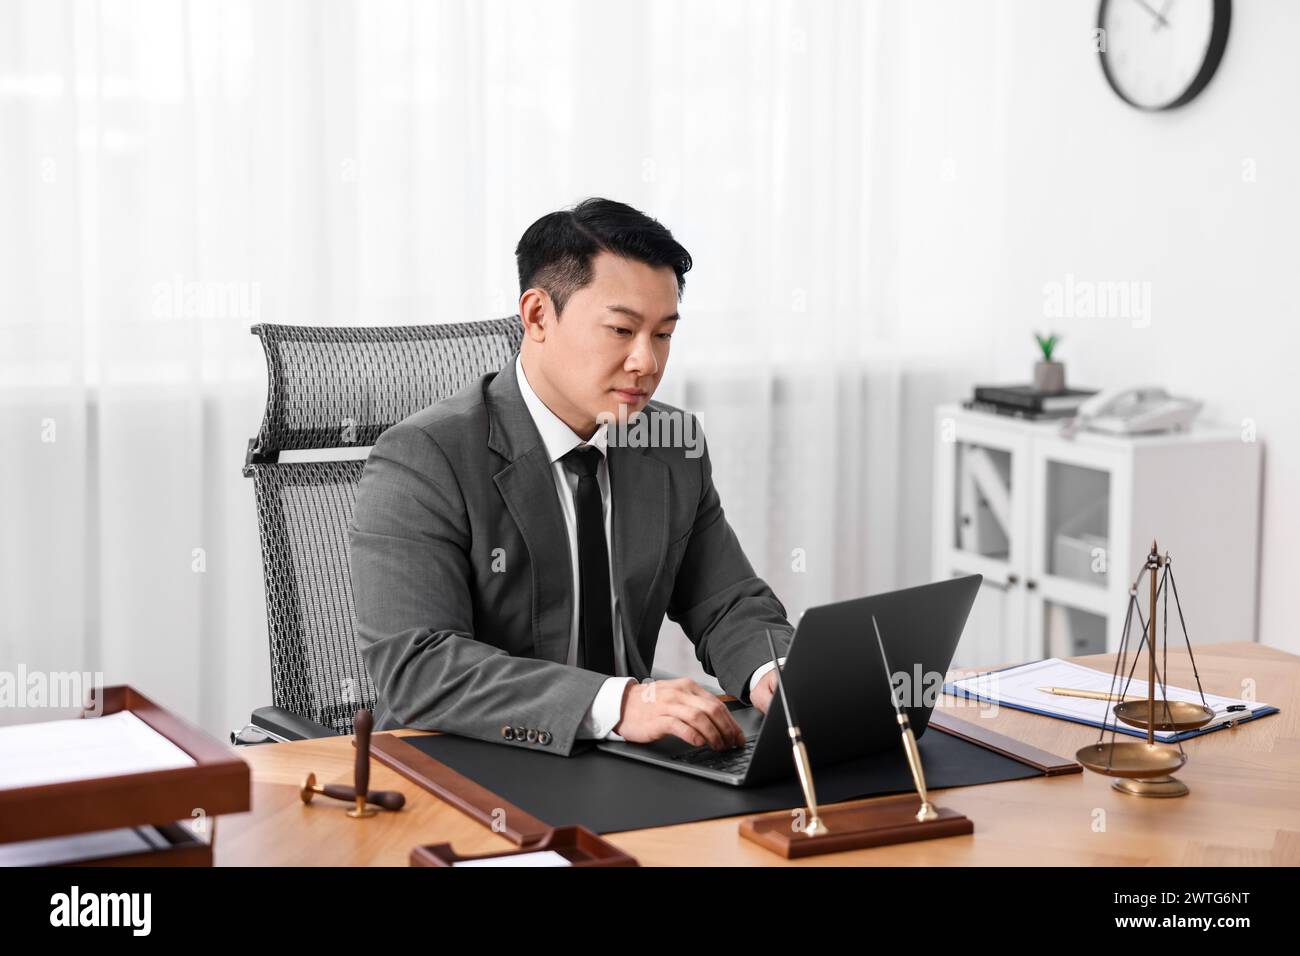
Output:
[514, 197, 692, 315]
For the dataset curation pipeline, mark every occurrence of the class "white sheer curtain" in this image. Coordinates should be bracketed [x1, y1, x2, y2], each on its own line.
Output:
[1, 0, 979, 733]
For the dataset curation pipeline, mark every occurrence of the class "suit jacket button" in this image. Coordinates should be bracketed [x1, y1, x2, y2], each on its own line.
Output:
[526, 729, 538, 743]
[501, 726, 515, 741]
[538, 731, 552, 746]
[513, 726, 526, 741]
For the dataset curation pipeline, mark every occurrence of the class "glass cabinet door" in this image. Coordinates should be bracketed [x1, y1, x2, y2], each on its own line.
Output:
[1043, 458, 1111, 589]
[1027, 436, 1129, 657]
[933, 414, 1033, 665]
[934, 416, 1030, 587]
[954, 440, 1014, 561]
[1041, 600, 1108, 658]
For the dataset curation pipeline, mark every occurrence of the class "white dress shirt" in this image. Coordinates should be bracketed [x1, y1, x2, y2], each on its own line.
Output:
[514, 355, 778, 740]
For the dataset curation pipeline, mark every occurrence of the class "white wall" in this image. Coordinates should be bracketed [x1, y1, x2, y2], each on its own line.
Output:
[880, 0, 1299, 653]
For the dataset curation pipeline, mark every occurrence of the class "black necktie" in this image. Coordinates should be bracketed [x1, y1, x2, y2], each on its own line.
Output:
[560, 445, 616, 675]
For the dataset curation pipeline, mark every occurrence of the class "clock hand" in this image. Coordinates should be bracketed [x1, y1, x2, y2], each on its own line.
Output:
[1153, 0, 1174, 31]
[1129, 0, 1170, 28]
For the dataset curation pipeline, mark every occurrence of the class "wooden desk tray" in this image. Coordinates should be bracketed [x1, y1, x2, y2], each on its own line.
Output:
[67, 823, 214, 867]
[0, 685, 250, 846]
[0, 822, 215, 867]
[411, 825, 638, 867]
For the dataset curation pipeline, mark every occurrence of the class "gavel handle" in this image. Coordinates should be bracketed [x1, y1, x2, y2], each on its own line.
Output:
[354, 709, 373, 797]
[319, 784, 405, 811]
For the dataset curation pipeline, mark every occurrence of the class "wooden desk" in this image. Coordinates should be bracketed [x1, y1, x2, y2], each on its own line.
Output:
[217, 642, 1300, 866]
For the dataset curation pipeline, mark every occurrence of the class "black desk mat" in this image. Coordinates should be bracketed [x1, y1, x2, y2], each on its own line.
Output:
[401, 729, 1043, 833]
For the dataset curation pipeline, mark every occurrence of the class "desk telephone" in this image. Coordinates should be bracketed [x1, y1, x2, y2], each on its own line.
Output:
[1065, 386, 1202, 436]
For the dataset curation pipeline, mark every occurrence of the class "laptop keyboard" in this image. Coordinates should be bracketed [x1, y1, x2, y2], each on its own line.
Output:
[671, 738, 757, 774]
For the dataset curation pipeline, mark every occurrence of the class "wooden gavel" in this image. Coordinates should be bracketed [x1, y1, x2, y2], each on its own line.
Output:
[300, 709, 405, 815]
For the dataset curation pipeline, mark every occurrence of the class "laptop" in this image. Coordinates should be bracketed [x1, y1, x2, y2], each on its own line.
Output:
[596, 574, 982, 786]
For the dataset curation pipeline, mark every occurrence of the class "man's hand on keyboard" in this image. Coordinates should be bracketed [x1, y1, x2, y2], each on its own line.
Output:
[613, 678, 746, 750]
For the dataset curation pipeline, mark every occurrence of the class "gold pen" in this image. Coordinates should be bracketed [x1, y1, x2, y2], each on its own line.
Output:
[1037, 686, 1144, 703]
[765, 628, 828, 837]
[872, 615, 938, 823]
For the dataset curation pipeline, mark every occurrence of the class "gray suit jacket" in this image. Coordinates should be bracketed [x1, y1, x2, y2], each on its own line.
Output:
[348, 353, 794, 756]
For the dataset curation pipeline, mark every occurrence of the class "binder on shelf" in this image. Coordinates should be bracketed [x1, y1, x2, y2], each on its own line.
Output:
[972, 385, 1097, 413]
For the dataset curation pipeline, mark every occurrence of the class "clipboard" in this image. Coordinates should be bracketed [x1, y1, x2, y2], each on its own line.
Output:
[942, 659, 1279, 743]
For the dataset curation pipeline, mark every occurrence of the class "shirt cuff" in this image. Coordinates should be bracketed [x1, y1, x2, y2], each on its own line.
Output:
[578, 676, 636, 740]
[745, 658, 786, 702]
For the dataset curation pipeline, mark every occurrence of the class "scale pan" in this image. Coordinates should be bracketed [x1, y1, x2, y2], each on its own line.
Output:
[1075, 741, 1187, 778]
[1113, 700, 1216, 732]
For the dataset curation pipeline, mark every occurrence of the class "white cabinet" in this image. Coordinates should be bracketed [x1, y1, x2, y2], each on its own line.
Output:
[932, 404, 1261, 669]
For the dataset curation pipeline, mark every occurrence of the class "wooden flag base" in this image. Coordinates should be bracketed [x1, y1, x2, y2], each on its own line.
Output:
[739, 793, 973, 859]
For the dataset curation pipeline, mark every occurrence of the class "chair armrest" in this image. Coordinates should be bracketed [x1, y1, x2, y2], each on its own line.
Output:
[249, 705, 337, 741]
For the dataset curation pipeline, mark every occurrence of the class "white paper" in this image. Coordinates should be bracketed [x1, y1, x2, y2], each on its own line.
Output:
[453, 850, 572, 867]
[947, 658, 1269, 741]
[0, 710, 196, 790]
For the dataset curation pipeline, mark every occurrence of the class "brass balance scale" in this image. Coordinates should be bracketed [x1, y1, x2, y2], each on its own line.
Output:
[1075, 540, 1217, 797]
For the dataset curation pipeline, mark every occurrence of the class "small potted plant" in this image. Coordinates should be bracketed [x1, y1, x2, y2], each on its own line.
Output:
[1034, 332, 1065, 393]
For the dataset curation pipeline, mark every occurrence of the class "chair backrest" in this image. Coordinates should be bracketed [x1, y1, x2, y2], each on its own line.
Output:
[244, 318, 524, 734]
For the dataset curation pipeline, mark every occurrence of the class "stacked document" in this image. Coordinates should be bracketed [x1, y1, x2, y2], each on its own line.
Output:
[0, 710, 196, 790]
[942, 658, 1278, 742]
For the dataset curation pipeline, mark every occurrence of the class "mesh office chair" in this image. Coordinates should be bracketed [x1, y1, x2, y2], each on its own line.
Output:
[233, 317, 525, 744]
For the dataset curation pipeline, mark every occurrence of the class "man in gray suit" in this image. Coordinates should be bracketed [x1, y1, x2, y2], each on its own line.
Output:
[349, 198, 794, 757]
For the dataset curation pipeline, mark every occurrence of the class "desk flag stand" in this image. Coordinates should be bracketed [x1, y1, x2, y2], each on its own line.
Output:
[1075, 540, 1215, 798]
[740, 624, 973, 859]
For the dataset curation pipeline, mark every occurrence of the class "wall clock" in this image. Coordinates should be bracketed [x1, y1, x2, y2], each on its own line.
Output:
[1097, 0, 1231, 110]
